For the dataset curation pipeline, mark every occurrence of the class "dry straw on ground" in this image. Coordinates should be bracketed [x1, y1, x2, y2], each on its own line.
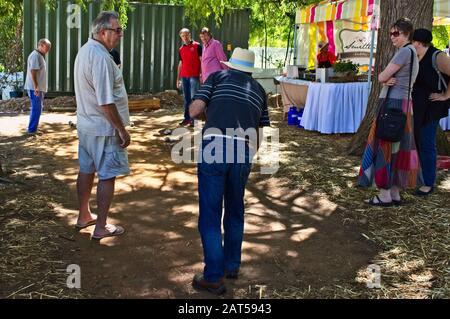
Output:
[1, 105, 449, 298]
[268, 108, 450, 298]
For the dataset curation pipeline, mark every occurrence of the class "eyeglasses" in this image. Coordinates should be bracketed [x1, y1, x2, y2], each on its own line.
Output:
[106, 27, 123, 34]
[390, 31, 401, 37]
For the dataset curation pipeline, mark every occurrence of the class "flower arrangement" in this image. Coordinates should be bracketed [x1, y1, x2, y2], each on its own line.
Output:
[333, 60, 359, 75]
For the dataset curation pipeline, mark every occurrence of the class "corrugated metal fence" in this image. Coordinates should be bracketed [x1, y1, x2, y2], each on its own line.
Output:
[23, 0, 250, 94]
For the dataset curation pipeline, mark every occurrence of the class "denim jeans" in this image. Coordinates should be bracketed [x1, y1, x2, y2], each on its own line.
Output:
[181, 77, 200, 121]
[197, 137, 253, 282]
[418, 120, 439, 187]
[28, 90, 44, 133]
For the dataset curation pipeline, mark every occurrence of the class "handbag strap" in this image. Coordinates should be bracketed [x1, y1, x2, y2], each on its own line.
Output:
[407, 46, 414, 102]
[432, 50, 448, 91]
[377, 45, 414, 120]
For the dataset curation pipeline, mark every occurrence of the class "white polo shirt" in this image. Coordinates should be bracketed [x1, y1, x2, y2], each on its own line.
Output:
[74, 38, 129, 136]
[24, 50, 47, 92]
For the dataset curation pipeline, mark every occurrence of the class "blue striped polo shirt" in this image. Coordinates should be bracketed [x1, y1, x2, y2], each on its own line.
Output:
[193, 69, 270, 135]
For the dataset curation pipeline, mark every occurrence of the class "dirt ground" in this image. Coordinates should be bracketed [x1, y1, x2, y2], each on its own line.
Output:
[1, 107, 449, 299]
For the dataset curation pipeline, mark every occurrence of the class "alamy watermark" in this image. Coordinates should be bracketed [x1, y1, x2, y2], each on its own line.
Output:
[66, 4, 81, 29]
[366, 264, 381, 289]
[170, 124, 280, 174]
[66, 264, 81, 289]
[249, 285, 267, 299]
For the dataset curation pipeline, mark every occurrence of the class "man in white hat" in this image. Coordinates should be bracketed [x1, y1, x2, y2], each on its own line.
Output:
[189, 47, 270, 295]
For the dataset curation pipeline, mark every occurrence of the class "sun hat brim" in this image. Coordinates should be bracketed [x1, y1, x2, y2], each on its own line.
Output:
[221, 61, 259, 73]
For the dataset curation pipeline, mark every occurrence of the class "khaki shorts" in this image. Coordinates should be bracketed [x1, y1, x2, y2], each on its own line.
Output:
[78, 131, 130, 180]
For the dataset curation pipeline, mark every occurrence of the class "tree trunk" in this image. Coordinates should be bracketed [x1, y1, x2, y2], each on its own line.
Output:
[347, 0, 441, 156]
[284, 20, 292, 67]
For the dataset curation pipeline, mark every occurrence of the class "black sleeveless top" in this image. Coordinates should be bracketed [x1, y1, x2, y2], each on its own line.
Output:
[412, 46, 450, 126]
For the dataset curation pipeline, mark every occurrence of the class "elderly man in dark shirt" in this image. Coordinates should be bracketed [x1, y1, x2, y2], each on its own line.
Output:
[189, 47, 270, 295]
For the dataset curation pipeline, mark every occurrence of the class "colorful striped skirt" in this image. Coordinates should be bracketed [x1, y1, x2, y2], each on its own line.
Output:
[358, 97, 423, 189]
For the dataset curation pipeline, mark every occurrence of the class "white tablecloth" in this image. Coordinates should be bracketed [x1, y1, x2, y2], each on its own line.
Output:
[440, 109, 450, 131]
[300, 82, 369, 134]
[275, 76, 311, 113]
[275, 76, 312, 86]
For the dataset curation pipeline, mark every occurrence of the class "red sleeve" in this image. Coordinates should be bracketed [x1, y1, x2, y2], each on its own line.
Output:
[317, 53, 322, 62]
[328, 52, 337, 65]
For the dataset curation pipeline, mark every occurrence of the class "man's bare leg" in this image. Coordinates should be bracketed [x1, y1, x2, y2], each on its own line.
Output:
[76, 172, 97, 225]
[93, 177, 121, 237]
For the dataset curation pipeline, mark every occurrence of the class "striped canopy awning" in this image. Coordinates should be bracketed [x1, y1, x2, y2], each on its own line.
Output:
[296, 0, 450, 25]
[296, 0, 379, 24]
[434, 0, 450, 18]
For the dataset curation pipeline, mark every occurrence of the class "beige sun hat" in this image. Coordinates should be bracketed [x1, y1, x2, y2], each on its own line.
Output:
[221, 47, 259, 73]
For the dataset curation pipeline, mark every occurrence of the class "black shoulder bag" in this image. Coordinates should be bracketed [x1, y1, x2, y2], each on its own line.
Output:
[375, 47, 414, 142]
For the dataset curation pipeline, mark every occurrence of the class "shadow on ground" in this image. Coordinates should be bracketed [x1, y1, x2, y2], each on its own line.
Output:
[1, 110, 381, 299]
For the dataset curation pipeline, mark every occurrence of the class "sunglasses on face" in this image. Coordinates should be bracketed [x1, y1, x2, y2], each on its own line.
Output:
[106, 27, 123, 34]
[390, 31, 401, 37]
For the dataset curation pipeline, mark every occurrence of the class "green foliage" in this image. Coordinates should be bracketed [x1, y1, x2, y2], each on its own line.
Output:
[0, 1, 22, 45]
[270, 57, 286, 69]
[1, 0, 324, 50]
[333, 60, 359, 74]
[117, 0, 322, 47]
[0, 1, 23, 86]
[0, 0, 21, 17]
[166, 0, 322, 47]
[0, 0, 324, 80]
[432, 25, 450, 50]
[248, 1, 296, 47]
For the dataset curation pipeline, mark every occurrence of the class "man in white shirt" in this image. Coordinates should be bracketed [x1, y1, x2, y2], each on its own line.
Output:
[24, 38, 51, 134]
[74, 11, 130, 240]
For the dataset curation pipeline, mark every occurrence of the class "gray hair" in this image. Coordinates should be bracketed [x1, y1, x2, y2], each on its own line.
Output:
[91, 11, 119, 35]
[37, 38, 51, 48]
[179, 28, 190, 35]
[200, 27, 212, 37]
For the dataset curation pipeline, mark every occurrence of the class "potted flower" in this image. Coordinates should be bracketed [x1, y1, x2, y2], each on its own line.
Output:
[333, 60, 359, 77]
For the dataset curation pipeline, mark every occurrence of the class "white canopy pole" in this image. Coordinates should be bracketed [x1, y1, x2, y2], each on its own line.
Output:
[293, 24, 299, 66]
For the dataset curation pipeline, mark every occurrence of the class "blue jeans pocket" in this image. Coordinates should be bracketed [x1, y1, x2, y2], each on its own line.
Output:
[199, 162, 226, 176]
